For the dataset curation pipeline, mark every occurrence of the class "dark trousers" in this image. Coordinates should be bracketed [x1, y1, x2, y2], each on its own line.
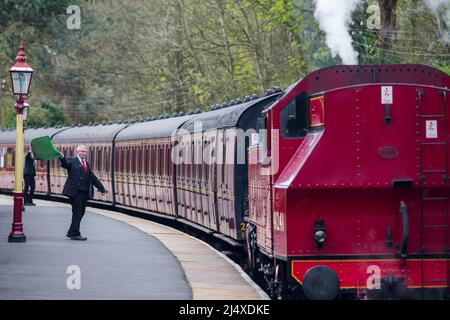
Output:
[24, 175, 35, 204]
[68, 191, 88, 237]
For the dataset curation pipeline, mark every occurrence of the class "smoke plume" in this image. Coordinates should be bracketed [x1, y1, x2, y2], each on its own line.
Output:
[424, 0, 447, 11]
[313, 0, 362, 65]
[424, 0, 449, 44]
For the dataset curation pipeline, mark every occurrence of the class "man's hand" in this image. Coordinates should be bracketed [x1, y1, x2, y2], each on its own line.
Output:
[101, 190, 108, 196]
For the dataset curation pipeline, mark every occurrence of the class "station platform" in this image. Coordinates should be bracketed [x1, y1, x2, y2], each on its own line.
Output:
[0, 195, 268, 300]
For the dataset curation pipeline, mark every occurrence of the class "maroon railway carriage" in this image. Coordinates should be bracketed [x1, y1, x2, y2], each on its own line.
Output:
[247, 64, 450, 299]
[113, 115, 195, 215]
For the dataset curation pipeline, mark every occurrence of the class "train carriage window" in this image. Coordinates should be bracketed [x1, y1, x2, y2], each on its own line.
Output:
[205, 141, 211, 182]
[126, 148, 131, 174]
[153, 146, 157, 176]
[150, 145, 154, 176]
[150, 145, 155, 176]
[153, 145, 158, 176]
[185, 141, 190, 179]
[280, 92, 309, 138]
[197, 141, 203, 182]
[6, 148, 14, 168]
[89, 148, 94, 170]
[168, 146, 171, 177]
[117, 148, 121, 173]
[138, 146, 143, 175]
[163, 146, 167, 177]
[97, 148, 102, 172]
[138, 146, 142, 174]
[159, 146, 163, 177]
[164, 145, 167, 177]
[160, 146, 164, 176]
[183, 142, 188, 179]
[106, 147, 111, 174]
[114, 147, 119, 173]
[164, 145, 170, 176]
[192, 141, 196, 179]
[89, 148, 95, 168]
[141, 147, 145, 175]
[135, 146, 140, 174]
[120, 148, 125, 173]
[105, 147, 109, 173]
[161, 146, 165, 177]
[131, 147, 136, 174]
[154, 145, 160, 176]
[123, 147, 126, 174]
[222, 136, 226, 179]
[0, 148, 5, 168]
[179, 143, 185, 179]
[192, 141, 196, 181]
[147, 146, 151, 176]
[144, 146, 150, 175]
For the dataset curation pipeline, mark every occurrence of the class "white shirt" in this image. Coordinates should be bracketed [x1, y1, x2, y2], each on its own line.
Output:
[77, 156, 87, 167]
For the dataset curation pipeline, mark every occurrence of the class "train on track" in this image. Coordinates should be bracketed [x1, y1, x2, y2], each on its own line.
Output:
[1, 64, 449, 299]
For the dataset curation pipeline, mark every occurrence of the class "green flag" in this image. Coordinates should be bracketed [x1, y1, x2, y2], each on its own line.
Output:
[31, 136, 62, 160]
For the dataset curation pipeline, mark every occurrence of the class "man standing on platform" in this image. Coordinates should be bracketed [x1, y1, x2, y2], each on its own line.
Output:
[59, 144, 106, 241]
[24, 150, 36, 206]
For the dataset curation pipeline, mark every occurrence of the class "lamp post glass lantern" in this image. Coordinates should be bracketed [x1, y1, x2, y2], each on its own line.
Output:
[8, 41, 33, 243]
[10, 69, 32, 96]
[9, 42, 33, 98]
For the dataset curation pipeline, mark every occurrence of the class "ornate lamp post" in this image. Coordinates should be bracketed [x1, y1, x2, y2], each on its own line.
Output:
[8, 41, 33, 243]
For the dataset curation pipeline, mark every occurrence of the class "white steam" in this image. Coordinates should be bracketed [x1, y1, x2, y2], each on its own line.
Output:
[424, 0, 447, 11]
[424, 0, 449, 44]
[313, 0, 362, 65]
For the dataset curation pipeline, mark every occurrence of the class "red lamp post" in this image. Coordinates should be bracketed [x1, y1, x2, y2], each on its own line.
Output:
[8, 41, 33, 243]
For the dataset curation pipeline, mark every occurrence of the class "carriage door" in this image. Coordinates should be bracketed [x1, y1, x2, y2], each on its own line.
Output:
[418, 86, 449, 290]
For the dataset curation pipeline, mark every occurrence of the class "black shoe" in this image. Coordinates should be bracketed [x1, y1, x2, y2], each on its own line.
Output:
[70, 235, 87, 241]
[24, 202, 36, 206]
[66, 233, 71, 238]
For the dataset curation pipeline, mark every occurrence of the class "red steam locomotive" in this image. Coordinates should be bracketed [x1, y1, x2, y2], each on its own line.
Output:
[1, 64, 449, 299]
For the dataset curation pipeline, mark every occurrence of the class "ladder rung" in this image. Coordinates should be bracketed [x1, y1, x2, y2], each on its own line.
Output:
[423, 197, 449, 200]
[422, 169, 448, 173]
[420, 142, 447, 145]
[423, 225, 448, 228]
[419, 115, 446, 118]
[423, 279, 448, 283]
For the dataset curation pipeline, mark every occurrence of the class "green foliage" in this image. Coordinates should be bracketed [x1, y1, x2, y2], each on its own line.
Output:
[27, 101, 68, 127]
[434, 64, 450, 75]
[0, 100, 68, 128]
[0, 0, 448, 128]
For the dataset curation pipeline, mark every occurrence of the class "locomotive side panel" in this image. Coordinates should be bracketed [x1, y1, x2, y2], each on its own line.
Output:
[248, 145, 272, 253]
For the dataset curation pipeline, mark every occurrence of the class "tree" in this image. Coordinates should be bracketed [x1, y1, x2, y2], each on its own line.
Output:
[378, 0, 398, 59]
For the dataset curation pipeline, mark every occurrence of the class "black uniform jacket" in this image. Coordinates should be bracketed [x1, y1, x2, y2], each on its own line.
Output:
[60, 156, 105, 200]
[24, 153, 36, 177]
